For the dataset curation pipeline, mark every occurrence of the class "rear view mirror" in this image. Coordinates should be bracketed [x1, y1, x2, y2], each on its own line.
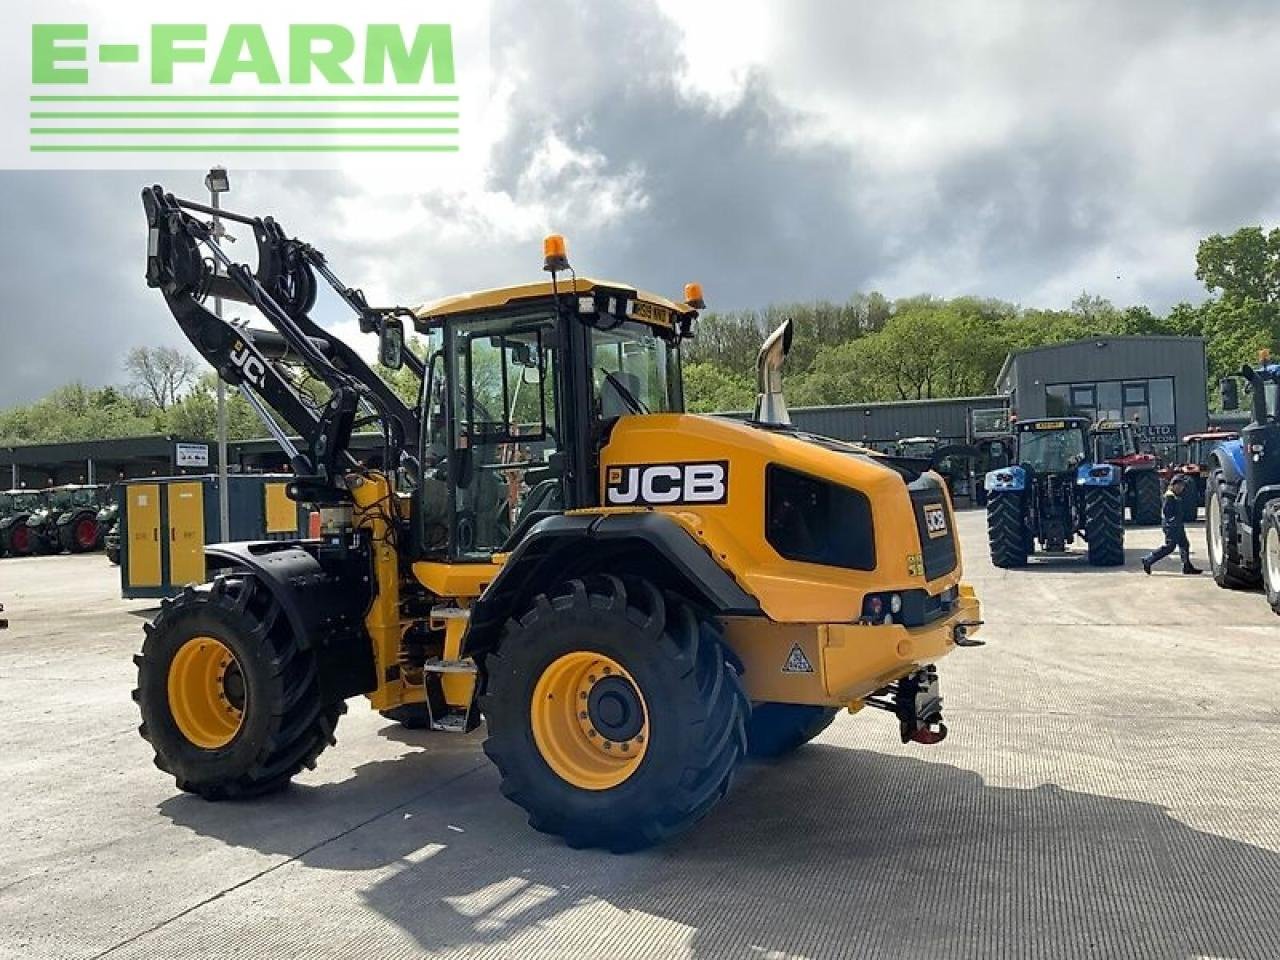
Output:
[1220, 377, 1239, 412]
[379, 321, 404, 370]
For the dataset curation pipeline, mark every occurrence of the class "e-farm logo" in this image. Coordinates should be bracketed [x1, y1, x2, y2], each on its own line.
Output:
[8, 3, 487, 168]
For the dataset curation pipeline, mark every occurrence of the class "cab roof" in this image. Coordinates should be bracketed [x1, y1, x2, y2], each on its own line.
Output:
[413, 277, 697, 330]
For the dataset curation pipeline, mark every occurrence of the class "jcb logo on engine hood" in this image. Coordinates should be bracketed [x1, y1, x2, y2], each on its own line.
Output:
[923, 502, 948, 539]
[606, 461, 728, 506]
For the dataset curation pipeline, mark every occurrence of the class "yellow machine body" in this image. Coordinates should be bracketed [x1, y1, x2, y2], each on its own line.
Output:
[358, 408, 979, 716]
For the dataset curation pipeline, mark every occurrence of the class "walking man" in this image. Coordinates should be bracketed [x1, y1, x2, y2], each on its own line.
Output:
[1142, 474, 1203, 575]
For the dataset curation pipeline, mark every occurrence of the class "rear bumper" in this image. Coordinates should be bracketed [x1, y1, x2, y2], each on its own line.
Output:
[724, 585, 982, 707]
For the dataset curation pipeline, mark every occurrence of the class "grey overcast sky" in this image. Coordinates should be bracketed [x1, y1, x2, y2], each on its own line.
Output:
[2, 0, 1280, 405]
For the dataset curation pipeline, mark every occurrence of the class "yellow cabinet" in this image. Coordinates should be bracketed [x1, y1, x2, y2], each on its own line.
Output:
[126, 484, 162, 588]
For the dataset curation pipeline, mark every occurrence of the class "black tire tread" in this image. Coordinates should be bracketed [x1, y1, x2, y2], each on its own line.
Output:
[1130, 470, 1163, 526]
[1084, 484, 1125, 566]
[1208, 476, 1259, 589]
[746, 702, 839, 759]
[481, 574, 748, 852]
[986, 491, 1028, 568]
[133, 575, 344, 801]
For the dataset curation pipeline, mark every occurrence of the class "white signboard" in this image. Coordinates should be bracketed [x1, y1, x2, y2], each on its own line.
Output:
[175, 442, 210, 468]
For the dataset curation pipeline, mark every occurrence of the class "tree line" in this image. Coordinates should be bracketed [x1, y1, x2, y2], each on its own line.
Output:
[682, 226, 1280, 413]
[2, 225, 1278, 444]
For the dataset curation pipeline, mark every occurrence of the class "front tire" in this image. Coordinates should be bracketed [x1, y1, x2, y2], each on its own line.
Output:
[133, 574, 344, 800]
[1084, 485, 1125, 566]
[1130, 471, 1162, 525]
[482, 575, 748, 852]
[1206, 473, 1257, 589]
[746, 703, 838, 759]
[1260, 504, 1280, 615]
[986, 491, 1028, 568]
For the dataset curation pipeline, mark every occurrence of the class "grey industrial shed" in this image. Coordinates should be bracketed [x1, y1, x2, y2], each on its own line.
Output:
[994, 336, 1209, 455]
[725, 395, 1011, 450]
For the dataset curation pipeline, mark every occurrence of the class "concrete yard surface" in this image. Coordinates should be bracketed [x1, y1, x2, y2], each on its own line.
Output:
[1, 511, 1278, 959]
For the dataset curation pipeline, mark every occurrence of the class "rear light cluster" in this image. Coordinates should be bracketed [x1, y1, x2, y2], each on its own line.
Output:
[861, 592, 903, 625]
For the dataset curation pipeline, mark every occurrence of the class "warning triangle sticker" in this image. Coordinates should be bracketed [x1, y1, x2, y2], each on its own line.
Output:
[782, 644, 814, 673]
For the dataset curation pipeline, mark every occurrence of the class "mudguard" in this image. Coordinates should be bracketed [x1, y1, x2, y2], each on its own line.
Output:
[464, 511, 762, 658]
[984, 465, 1026, 492]
[1213, 439, 1246, 485]
[205, 540, 377, 702]
[1076, 463, 1121, 487]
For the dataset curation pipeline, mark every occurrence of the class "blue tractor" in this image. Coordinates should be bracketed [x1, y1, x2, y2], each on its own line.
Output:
[1205, 361, 1280, 612]
[984, 417, 1126, 568]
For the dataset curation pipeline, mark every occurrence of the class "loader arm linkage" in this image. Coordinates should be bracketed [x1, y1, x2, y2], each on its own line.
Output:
[142, 185, 421, 503]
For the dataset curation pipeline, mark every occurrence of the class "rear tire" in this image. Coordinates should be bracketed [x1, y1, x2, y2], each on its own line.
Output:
[986, 491, 1028, 568]
[1130, 471, 1162, 526]
[5, 522, 35, 557]
[745, 703, 838, 759]
[482, 574, 748, 852]
[1084, 485, 1125, 566]
[1206, 473, 1258, 589]
[1261, 504, 1280, 616]
[133, 574, 344, 800]
[59, 512, 99, 553]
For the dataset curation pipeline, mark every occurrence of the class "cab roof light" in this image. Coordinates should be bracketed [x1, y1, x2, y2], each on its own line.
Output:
[543, 234, 570, 273]
[684, 282, 706, 309]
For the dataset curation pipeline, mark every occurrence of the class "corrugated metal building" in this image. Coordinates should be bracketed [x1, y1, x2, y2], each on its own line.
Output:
[780, 396, 1010, 450]
[994, 335, 1209, 456]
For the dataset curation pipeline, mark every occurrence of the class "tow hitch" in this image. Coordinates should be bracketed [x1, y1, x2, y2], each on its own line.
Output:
[953, 620, 985, 647]
[866, 665, 947, 744]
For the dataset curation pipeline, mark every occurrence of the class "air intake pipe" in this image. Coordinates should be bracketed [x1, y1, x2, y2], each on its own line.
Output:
[753, 319, 794, 425]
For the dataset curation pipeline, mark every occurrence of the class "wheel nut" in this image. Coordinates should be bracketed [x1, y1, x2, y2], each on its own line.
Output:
[588, 675, 597, 683]
[621, 743, 630, 752]
[603, 666, 612, 675]
[603, 741, 613, 750]
[579, 710, 588, 719]
[588, 729, 597, 738]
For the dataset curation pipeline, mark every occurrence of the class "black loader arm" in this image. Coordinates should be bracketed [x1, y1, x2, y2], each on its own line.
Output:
[142, 185, 421, 502]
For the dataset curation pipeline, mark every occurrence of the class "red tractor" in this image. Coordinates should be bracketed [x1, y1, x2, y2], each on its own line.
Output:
[1160, 431, 1239, 522]
[1091, 420, 1162, 525]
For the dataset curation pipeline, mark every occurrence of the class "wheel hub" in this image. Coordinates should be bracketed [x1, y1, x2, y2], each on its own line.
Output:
[530, 651, 648, 791]
[587, 675, 645, 743]
[76, 518, 97, 548]
[167, 636, 246, 750]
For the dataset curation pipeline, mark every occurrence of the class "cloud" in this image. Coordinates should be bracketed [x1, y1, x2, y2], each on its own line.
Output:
[2, 0, 1279, 405]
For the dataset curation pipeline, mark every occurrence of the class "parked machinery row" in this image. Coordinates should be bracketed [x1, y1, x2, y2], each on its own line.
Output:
[0, 484, 113, 558]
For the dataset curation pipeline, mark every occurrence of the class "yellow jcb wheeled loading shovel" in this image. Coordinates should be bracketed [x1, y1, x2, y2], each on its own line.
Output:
[134, 186, 984, 851]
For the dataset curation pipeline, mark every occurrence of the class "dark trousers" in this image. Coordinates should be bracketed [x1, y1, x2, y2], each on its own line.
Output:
[1145, 525, 1191, 566]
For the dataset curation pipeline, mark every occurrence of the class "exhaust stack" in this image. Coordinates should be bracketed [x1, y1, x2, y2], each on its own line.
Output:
[753, 319, 794, 425]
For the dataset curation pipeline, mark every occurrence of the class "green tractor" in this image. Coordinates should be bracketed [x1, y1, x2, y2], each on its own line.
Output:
[100, 496, 121, 565]
[26, 484, 108, 554]
[0, 489, 48, 557]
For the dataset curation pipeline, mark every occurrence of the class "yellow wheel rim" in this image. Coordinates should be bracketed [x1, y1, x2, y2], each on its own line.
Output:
[530, 651, 648, 790]
[167, 636, 246, 749]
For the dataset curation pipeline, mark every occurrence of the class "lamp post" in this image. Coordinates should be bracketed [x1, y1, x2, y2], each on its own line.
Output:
[205, 166, 231, 542]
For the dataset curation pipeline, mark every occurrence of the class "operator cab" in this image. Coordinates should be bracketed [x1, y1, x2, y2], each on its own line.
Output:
[412, 277, 697, 560]
[1013, 418, 1090, 474]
